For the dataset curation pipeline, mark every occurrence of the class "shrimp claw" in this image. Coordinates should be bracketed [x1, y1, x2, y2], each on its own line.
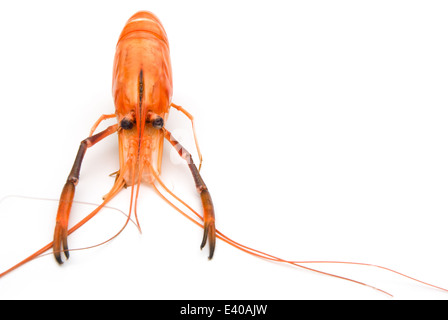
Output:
[198, 187, 215, 259]
[163, 128, 216, 259]
[53, 124, 118, 264]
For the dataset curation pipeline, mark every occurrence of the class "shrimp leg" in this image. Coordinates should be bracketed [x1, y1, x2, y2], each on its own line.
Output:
[53, 124, 119, 264]
[162, 128, 216, 259]
[170, 103, 203, 171]
[89, 113, 116, 136]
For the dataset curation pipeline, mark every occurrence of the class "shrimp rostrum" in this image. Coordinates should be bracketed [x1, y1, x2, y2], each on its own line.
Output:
[52, 11, 216, 264]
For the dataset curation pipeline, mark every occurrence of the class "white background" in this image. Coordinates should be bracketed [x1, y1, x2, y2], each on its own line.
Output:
[0, 0, 447, 300]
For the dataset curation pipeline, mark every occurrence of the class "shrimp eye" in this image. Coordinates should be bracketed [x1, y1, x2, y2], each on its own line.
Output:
[120, 118, 134, 130]
[151, 117, 164, 129]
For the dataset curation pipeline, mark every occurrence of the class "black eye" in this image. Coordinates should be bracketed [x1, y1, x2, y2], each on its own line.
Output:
[120, 118, 134, 130]
[152, 117, 164, 129]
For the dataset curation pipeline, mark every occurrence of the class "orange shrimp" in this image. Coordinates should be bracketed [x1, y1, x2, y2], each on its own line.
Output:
[51, 10, 215, 264]
[0, 10, 214, 275]
[0, 11, 447, 298]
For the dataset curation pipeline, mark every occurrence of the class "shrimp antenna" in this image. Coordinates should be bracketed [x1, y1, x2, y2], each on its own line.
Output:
[147, 162, 448, 297]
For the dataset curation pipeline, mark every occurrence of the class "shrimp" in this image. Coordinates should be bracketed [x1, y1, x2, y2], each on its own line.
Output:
[0, 10, 214, 275]
[0, 10, 447, 298]
[51, 10, 215, 264]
